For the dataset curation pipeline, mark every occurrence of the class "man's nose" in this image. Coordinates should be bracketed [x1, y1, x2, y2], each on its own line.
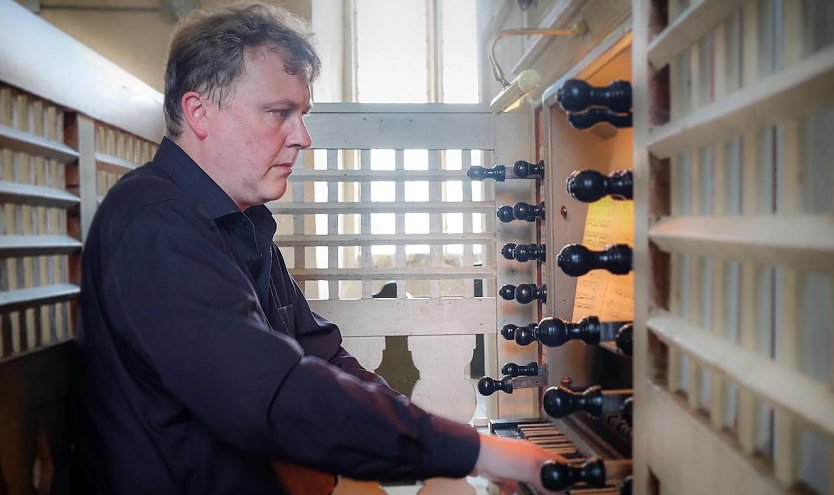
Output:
[289, 118, 312, 149]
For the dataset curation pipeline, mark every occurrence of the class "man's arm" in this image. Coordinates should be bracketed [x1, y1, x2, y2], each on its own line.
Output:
[101, 202, 478, 481]
[270, 246, 396, 389]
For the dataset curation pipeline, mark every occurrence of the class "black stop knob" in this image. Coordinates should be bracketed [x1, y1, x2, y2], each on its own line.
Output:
[616, 323, 633, 356]
[477, 376, 512, 396]
[496, 202, 545, 223]
[515, 283, 546, 304]
[500, 243, 517, 260]
[500, 323, 518, 341]
[512, 160, 545, 179]
[513, 201, 545, 222]
[620, 397, 633, 427]
[557, 79, 632, 113]
[568, 108, 632, 130]
[466, 164, 505, 182]
[514, 324, 537, 346]
[566, 169, 633, 202]
[536, 315, 602, 347]
[619, 476, 633, 495]
[501, 243, 546, 262]
[498, 284, 516, 301]
[557, 244, 633, 277]
[501, 361, 538, 377]
[543, 384, 604, 418]
[496, 205, 515, 223]
[499, 284, 546, 304]
[540, 457, 606, 491]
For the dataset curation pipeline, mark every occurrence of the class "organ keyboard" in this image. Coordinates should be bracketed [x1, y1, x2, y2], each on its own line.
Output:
[490, 418, 632, 495]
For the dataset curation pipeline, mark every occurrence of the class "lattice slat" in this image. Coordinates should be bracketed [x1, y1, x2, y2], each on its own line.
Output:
[647, 0, 748, 69]
[269, 202, 494, 214]
[291, 266, 494, 281]
[649, 45, 834, 158]
[0, 124, 78, 163]
[648, 215, 834, 273]
[290, 169, 467, 181]
[647, 312, 834, 438]
[0, 235, 81, 256]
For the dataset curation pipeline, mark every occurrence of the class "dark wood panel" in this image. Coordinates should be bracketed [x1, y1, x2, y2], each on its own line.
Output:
[0, 341, 75, 495]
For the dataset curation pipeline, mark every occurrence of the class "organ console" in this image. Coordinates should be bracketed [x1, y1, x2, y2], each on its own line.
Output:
[566, 169, 633, 202]
[496, 201, 545, 223]
[501, 242, 546, 263]
[499, 283, 547, 304]
[478, 2, 831, 492]
[556, 243, 633, 276]
[542, 381, 632, 420]
[475, 20, 638, 495]
[466, 160, 545, 181]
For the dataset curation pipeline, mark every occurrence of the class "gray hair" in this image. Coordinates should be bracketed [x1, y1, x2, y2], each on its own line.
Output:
[163, 2, 321, 138]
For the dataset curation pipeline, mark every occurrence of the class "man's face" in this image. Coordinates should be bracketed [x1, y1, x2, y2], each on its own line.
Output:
[202, 48, 312, 210]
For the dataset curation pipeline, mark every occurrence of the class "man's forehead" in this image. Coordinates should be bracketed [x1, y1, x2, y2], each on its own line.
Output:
[243, 45, 313, 84]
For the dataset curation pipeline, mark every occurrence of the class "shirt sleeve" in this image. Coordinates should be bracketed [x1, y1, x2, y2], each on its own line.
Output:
[99, 200, 479, 481]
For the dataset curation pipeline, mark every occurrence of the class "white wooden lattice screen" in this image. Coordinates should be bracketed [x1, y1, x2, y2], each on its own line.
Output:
[633, 1, 834, 493]
[271, 103, 499, 425]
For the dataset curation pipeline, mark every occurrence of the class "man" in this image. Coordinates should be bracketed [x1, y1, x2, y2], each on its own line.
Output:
[73, 3, 560, 493]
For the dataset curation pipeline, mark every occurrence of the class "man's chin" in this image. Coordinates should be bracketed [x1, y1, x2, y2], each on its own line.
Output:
[261, 186, 288, 204]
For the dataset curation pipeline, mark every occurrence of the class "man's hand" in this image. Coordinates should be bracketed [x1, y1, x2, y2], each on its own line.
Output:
[471, 433, 567, 494]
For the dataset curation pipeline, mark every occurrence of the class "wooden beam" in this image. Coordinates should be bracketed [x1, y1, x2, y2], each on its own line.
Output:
[309, 297, 496, 337]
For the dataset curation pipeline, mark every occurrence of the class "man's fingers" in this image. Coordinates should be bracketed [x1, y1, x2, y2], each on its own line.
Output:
[494, 479, 517, 494]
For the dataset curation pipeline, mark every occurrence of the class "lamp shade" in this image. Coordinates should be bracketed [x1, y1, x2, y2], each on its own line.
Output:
[489, 69, 542, 113]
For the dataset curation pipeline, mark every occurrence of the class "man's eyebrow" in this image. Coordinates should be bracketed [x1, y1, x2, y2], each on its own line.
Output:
[263, 100, 312, 113]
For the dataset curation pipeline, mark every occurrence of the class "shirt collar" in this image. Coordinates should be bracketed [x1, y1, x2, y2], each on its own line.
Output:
[152, 137, 278, 240]
[153, 137, 240, 220]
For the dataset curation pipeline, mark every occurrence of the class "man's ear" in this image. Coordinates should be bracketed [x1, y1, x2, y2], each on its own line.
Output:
[181, 91, 210, 139]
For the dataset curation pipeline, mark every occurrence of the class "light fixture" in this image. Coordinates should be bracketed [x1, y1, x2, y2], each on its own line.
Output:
[490, 69, 542, 113]
[488, 21, 588, 113]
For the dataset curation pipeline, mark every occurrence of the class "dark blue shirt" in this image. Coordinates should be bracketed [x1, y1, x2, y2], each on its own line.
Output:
[73, 138, 479, 494]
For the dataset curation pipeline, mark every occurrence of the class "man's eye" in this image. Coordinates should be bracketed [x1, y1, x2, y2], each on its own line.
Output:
[270, 110, 291, 118]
